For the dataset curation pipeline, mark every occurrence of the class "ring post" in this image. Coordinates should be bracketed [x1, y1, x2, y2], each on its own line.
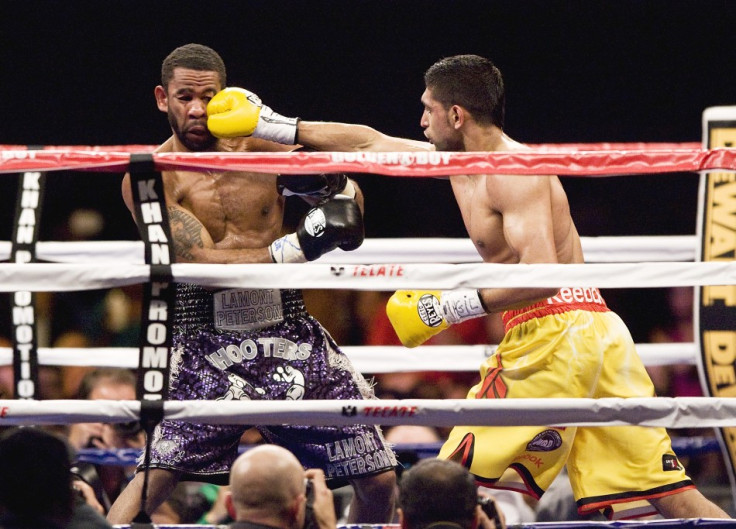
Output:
[697, 106, 736, 511]
[10, 153, 46, 400]
[128, 153, 176, 523]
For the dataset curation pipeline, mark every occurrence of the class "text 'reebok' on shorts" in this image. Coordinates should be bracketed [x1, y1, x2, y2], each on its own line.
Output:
[437, 287, 694, 520]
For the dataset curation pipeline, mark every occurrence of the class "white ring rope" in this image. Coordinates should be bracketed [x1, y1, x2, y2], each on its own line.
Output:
[0, 147, 722, 450]
[0, 236, 702, 369]
[0, 235, 698, 264]
[0, 260, 734, 292]
[0, 397, 734, 429]
[0, 342, 697, 371]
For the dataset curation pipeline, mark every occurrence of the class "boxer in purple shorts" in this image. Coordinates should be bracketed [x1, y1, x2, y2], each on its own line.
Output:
[108, 44, 397, 524]
[149, 284, 396, 482]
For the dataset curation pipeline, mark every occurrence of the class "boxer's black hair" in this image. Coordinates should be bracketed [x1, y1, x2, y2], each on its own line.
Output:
[424, 54, 504, 129]
[161, 43, 227, 89]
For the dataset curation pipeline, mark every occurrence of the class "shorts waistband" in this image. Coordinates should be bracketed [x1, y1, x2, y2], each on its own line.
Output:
[502, 287, 609, 333]
[174, 283, 306, 333]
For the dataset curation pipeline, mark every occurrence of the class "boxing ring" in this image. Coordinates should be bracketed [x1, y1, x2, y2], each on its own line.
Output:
[2, 107, 736, 527]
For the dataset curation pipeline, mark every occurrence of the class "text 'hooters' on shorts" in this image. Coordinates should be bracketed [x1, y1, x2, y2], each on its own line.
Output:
[142, 284, 397, 485]
[438, 288, 694, 520]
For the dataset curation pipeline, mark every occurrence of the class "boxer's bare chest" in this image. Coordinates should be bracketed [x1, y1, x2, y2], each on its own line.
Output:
[166, 169, 285, 245]
[450, 174, 517, 264]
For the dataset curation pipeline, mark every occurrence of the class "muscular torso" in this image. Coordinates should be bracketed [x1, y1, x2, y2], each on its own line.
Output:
[166, 166, 284, 250]
[450, 172, 584, 265]
[122, 136, 291, 263]
[444, 136, 586, 313]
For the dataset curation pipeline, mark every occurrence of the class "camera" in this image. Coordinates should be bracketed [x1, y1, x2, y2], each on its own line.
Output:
[83, 420, 144, 449]
[112, 420, 143, 439]
[304, 478, 317, 529]
[478, 496, 502, 527]
[71, 479, 86, 505]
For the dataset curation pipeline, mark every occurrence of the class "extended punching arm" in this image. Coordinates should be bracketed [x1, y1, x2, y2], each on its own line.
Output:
[207, 87, 299, 144]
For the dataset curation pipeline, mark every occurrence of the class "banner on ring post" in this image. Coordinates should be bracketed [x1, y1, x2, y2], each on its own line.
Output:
[10, 169, 45, 400]
[697, 106, 736, 507]
[129, 154, 176, 402]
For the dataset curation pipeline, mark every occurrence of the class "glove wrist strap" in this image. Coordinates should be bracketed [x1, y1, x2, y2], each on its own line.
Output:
[441, 289, 487, 324]
[269, 233, 307, 263]
[253, 106, 299, 144]
[336, 180, 356, 199]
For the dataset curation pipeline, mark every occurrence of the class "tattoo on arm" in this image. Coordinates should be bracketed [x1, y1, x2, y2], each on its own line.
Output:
[169, 207, 205, 262]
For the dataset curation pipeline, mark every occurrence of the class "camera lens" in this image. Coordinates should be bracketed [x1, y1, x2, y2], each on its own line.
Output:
[112, 421, 143, 437]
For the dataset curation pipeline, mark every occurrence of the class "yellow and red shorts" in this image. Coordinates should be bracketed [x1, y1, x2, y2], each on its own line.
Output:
[437, 287, 694, 520]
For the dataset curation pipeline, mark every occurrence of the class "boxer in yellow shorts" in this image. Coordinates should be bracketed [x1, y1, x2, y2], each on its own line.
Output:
[389, 288, 694, 520]
[204, 53, 728, 519]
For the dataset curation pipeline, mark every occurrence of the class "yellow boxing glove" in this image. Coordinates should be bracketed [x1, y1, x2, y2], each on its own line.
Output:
[207, 87, 299, 144]
[386, 289, 487, 348]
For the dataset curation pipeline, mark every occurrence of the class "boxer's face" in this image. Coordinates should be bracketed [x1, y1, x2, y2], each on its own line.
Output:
[155, 67, 220, 151]
[420, 87, 462, 152]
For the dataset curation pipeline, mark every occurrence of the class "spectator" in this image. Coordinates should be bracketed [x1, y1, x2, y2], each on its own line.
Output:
[384, 425, 443, 481]
[0, 356, 65, 402]
[68, 368, 144, 512]
[397, 458, 505, 529]
[0, 426, 111, 529]
[384, 428, 531, 526]
[227, 445, 337, 529]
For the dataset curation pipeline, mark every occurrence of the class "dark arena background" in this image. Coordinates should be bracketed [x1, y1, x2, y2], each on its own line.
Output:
[3, 0, 734, 337]
[3, 1, 735, 243]
[2, 0, 736, 516]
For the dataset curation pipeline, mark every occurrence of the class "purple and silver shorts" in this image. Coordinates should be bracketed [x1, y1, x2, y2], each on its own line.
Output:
[142, 284, 397, 485]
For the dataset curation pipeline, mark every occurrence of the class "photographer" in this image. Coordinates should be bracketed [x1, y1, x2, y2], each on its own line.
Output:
[398, 459, 506, 529]
[67, 368, 144, 512]
[0, 426, 112, 529]
[228, 445, 337, 529]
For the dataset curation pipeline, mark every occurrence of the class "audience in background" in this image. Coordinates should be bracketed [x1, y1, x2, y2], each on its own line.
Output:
[52, 285, 141, 399]
[647, 286, 727, 487]
[647, 287, 700, 397]
[68, 367, 218, 524]
[0, 250, 730, 523]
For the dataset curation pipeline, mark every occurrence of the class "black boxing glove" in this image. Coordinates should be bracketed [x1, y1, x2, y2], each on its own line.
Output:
[278, 147, 356, 204]
[269, 196, 364, 263]
[277, 172, 355, 202]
